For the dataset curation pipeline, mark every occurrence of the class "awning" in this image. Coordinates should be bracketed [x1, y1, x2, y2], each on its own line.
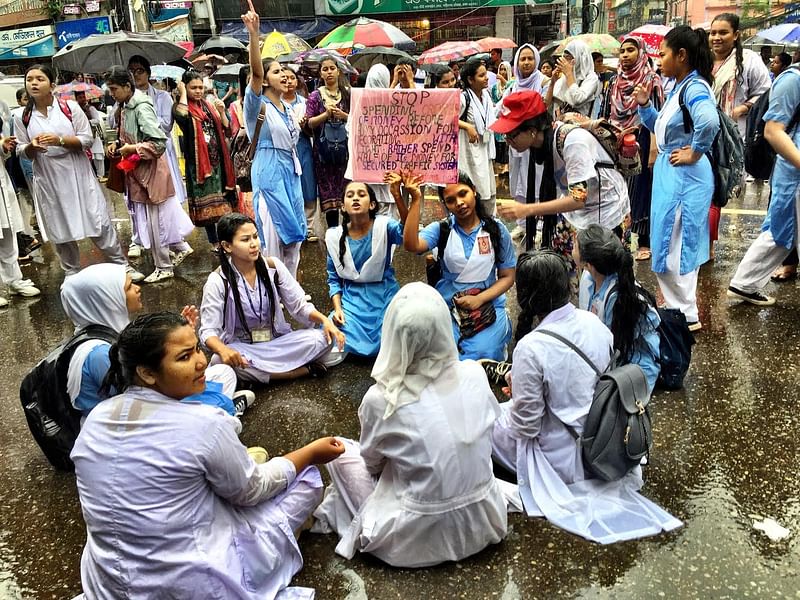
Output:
[221, 18, 337, 41]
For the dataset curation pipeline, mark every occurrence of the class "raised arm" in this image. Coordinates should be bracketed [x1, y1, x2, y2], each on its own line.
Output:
[242, 0, 262, 95]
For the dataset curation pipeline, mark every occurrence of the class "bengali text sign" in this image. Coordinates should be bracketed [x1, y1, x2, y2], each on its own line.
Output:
[350, 88, 459, 184]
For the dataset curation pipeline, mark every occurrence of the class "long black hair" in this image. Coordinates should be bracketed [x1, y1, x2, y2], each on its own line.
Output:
[515, 250, 571, 340]
[437, 171, 505, 264]
[460, 57, 485, 91]
[101, 312, 188, 395]
[428, 66, 454, 88]
[181, 69, 203, 86]
[577, 225, 656, 361]
[215, 213, 277, 342]
[319, 56, 351, 105]
[664, 26, 714, 85]
[238, 64, 251, 98]
[22, 64, 56, 125]
[712, 13, 744, 84]
[339, 182, 379, 266]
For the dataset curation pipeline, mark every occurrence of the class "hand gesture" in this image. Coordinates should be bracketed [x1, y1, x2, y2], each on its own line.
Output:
[557, 56, 573, 78]
[241, 0, 260, 35]
[218, 345, 249, 369]
[28, 136, 48, 155]
[106, 141, 118, 158]
[119, 143, 138, 157]
[465, 123, 479, 144]
[401, 171, 424, 196]
[551, 66, 563, 80]
[454, 293, 484, 311]
[36, 133, 60, 147]
[633, 83, 650, 106]
[669, 145, 700, 166]
[177, 81, 187, 97]
[213, 98, 226, 116]
[306, 436, 345, 464]
[383, 171, 402, 188]
[2, 136, 17, 153]
[332, 307, 345, 326]
[496, 200, 527, 220]
[181, 305, 200, 328]
[322, 317, 345, 351]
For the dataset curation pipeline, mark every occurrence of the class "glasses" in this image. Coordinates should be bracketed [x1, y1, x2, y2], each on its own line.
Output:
[130, 67, 147, 75]
[504, 129, 527, 142]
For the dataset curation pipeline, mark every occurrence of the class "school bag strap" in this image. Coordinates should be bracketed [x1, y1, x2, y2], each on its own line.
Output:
[22, 97, 73, 129]
[246, 102, 267, 162]
[460, 89, 471, 121]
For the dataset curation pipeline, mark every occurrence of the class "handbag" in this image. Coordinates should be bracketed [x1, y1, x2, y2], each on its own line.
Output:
[318, 118, 348, 166]
[451, 288, 496, 353]
[231, 103, 266, 193]
[106, 156, 125, 193]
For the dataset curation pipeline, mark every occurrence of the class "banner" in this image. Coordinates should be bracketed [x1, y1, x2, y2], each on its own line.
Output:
[317, 0, 527, 15]
[150, 13, 194, 55]
[0, 25, 55, 61]
[55, 16, 112, 48]
[350, 88, 459, 185]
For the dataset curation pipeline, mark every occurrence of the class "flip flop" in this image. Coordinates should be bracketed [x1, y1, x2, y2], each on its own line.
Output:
[635, 249, 652, 261]
[771, 269, 798, 282]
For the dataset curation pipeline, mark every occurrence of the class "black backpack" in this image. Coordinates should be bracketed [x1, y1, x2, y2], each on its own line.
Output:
[744, 66, 800, 180]
[655, 308, 695, 390]
[538, 330, 652, 482]
[318, 118, 348, 166]
[678, 81, 745, 208]
[425, 218, 451, 286]
[19, 325, 118, 471]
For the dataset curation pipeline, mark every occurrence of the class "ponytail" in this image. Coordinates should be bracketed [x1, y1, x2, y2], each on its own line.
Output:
[100, 342, 125, 396]
[664, 26, 714, 86]
[515, 250, 571, 341]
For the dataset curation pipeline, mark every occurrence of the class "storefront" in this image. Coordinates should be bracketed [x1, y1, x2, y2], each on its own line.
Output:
[0, 23, 56, 74]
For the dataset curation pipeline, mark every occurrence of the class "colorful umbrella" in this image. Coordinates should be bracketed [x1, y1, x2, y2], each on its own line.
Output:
[475, 37, 517, 52]
[552, 33, 621, 56]
[317, 17, 416, 56]
[755, 23, 800, 44]
[418, 41, 483, 65]
[55, 82, 103, 100]
[620, 25, 672, 58]
[261, 31, 312, 59]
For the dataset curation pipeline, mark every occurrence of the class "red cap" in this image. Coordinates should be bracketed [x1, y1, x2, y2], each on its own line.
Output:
[490, 91, 547, 134]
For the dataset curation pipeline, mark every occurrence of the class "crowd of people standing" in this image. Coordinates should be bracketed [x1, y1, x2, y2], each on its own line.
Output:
[4, 6, 800, 598]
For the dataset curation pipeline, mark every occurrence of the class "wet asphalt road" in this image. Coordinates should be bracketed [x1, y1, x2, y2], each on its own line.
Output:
[1, 183, 799, 599]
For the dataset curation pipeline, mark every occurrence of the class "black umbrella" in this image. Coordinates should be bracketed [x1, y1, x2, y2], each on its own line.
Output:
[197, 36, 246, 56]
[212, 63, 247, 83]
[348, 46, 415, 72]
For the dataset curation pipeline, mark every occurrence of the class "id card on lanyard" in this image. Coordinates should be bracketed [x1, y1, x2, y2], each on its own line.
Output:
[245, 277, 273, 344]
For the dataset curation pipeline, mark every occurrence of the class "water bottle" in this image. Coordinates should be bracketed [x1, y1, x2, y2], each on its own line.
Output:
[621, 133, 639, 159]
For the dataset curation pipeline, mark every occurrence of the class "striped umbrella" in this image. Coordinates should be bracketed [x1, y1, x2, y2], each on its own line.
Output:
[55, 82, 103, 100]
[317, 17, 416, 56]
[261, 31, 312, 59]
[418, 41, 483, 65]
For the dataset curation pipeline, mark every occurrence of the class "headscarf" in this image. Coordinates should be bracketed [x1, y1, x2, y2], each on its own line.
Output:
[553, 39, 596, 104]
[511, 44, 543, 93]
[186, 97, 236, 190]
[365, 63, 390, 89]
[61, 264, 130, 334]
[371, 282, 459, 419]
[609, 36, 664, 130]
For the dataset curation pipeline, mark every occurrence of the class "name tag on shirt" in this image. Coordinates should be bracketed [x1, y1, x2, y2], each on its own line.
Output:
[251, 328, 272, 343]
[477, 234, 492, 255]
[203, 133, 211, 144]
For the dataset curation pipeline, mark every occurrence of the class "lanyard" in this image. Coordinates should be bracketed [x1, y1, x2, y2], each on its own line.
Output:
[242, 274, 265, 329]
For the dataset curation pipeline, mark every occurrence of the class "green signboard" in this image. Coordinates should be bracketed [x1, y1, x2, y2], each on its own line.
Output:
[320, 0, 527, 15]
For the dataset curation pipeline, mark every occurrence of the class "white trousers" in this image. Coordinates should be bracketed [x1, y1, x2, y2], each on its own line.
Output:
[54, 218, 127, 276]
[655, 207, 699, 323]
[0, 228, 22, 285]
[730, 231, 792, 294]
[257, 203, 302, 279]
[205, 363, 237, 399]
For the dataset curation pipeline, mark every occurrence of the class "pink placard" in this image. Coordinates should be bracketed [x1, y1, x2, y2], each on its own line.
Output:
[349, 88, 460, 184]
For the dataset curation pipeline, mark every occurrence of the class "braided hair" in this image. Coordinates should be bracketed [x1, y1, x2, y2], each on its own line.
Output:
[515, 250, 571, 341]
[215, 213, 278, 342]
[576, 225, 656, 361]
[713, 13, 744, 85]
[101, 312, 188, 395]
[339, 182, 379, 266]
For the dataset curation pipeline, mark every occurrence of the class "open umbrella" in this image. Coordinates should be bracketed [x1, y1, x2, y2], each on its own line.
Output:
[197, 35, 246, 56]
[55, 82, 103, 100]
[348, 46, 415, 72]
[52, 31, 186, 74]
[551, 33, 620, 57]
[292, 49, 356, 75]
[211, 63, 246, 83]
[150, 64, 185, 80]
[418, 41, 483, 65]
[475, 37, 517, 52]
[755, 23, 800, 44]
[317, 17, 416, 56]
[621, 24, 671, 58]
[191, 53, 228, 67]
[261, 31, 312, 59]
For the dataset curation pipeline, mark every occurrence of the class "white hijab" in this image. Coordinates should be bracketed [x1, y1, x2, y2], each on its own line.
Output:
[61, 263, 130, 334]
[511, 43, 543, 93]
[554, 39, 596, 104]
[366, 63, 390, 89]
[371, 282, 459, 419]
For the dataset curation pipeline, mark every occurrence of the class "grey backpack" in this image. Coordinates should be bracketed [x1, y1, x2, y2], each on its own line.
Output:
[538, 330, 652, 481]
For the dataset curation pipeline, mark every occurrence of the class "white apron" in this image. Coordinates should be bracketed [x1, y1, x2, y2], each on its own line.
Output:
[325, 215, 390, 283]
[443, 226, 495, 284]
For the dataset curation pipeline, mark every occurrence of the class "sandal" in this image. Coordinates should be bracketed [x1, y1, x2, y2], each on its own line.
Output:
[771, 267, 798, 282]
[306, 362, 328, 378]
[635, 249, 652, 261]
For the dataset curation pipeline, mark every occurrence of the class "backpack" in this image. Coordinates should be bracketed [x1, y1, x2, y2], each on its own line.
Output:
[555, 114, 642, 179]
[654, 307, 695, 390]
[230, 103, 266, 193]
[425, 218, 451, 286]
[19, 325, 118, 471]
[744, 66, 800, 180]
[318, 118, 348, 166]
[678, 82, 745, 208]
[538, 329, 652, 482]
[22, 96, 72, 128]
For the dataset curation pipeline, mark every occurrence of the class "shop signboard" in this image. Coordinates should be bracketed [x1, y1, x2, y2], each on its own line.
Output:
[317, 0, 528, 15]
[55, 16, 112, 47]
[151, 12, 194, 55]
[0, 24, 55, 60]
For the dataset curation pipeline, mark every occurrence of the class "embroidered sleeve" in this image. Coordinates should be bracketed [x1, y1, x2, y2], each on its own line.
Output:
[568, 180, 589, 204]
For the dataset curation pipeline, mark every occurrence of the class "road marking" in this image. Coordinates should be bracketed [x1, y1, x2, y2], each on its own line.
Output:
[721, 208, 767, 216]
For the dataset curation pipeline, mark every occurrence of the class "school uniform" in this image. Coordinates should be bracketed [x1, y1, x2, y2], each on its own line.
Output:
[458, 89, 496, 214]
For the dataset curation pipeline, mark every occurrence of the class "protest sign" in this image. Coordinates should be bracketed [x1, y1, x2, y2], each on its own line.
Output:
[349, 88, 459, 184]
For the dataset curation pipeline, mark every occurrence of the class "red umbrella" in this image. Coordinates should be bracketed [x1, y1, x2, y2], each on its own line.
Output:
[418, 41, 483, 65]
[475, 37, 517, 52]
[621, 25, 672, 58]
[55, 82, 103, 100]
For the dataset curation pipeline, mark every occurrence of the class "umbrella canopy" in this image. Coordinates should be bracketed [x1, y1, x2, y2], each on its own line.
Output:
[348, 46, 415, 71]
[317, 17, 416, 56]
[211, 63, 246, 83]
[291, 49, 356, 75]
[52, 31, 186, 74]
[620, 24, 672, 58]
[475, 37, 517, 52]
[261, 31, 312, 59]
[55, 82, 103, 100]
[150, 64, 186, 80]
[551, 33, 621, 57]
[756, 23, 800, 44]
[418, 40, 483, 65]
[191, 53, 228, 67]
[197, 35, 246, 55]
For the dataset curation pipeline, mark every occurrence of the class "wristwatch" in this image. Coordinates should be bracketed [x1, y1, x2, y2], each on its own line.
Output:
[58, 136, 65, 146]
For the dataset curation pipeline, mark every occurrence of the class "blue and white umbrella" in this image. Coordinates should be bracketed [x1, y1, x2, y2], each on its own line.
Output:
[150, 64, 185, 80]
[756, 23, 800, 44]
